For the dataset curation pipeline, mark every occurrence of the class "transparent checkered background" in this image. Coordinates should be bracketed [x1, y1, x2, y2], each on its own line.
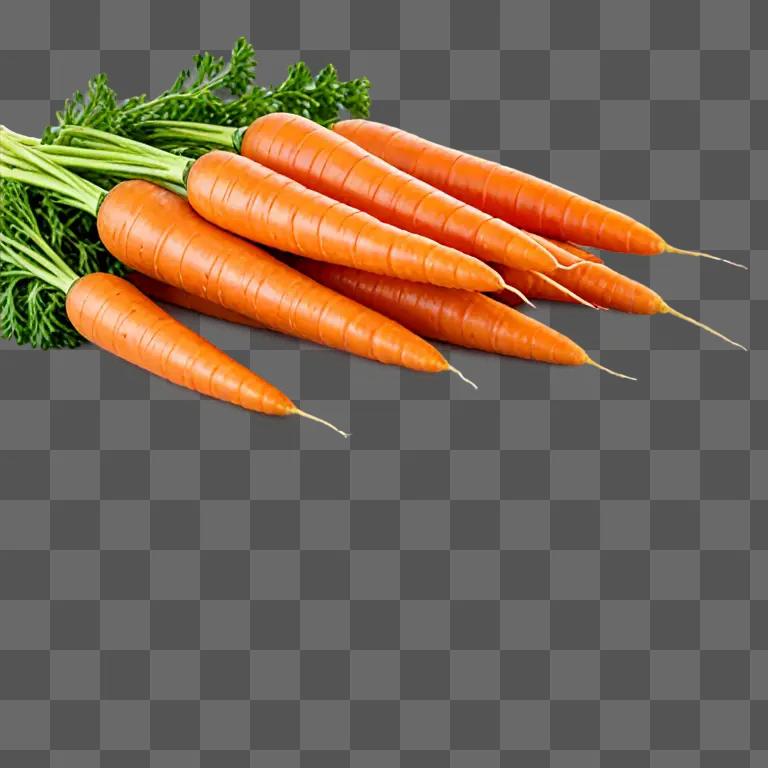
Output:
[0, 0, 765, 765]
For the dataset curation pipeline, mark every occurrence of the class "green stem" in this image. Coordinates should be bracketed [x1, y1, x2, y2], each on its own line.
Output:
[0, 165, 100, 214]
[0, 238, 75, 294]
[0, 125, 41, 145]
[43, 126, 191, 187]
[60, 126, 184, 160]
[39, 145, 175, 169]
[0, 211, 80, 285]
[36, 152, 187, 186]
[1, 130, 105, 214]
[142, 120, 240, 151]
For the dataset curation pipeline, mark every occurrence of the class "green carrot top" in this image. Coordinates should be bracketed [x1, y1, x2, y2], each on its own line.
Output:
[0, 134, 122, 348]
[0, 181, 118, 349]
[46, 37, 371, 155]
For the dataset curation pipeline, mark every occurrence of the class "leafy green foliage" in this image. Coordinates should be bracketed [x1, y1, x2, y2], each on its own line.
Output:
[4, 39, 371, 348]
[0, 181, 122, 350]
[45, 38, 371, 154]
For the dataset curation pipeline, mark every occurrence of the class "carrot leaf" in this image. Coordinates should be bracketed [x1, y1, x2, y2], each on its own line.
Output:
[0, 180, 121, 349]
[45, 38, 371, 155]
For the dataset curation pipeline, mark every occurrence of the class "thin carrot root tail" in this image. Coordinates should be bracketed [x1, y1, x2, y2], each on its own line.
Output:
[532, 272, 596, 309]
[661, 304, 748, 351]
[501, 283, 536, 309]
[541, 248, 564, 271]
[294, 408, 351, 438]
[666, 245, 748, 271]
[555, 259, 591, 272]
[585, 357, 638, 381]
[449, 365, 479, 390]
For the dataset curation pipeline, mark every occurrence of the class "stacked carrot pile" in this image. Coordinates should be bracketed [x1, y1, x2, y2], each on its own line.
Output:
[0, 40, 746, 437]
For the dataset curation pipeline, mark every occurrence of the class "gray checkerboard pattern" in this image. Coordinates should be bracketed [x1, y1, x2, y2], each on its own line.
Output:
[0, 0, 765, 765]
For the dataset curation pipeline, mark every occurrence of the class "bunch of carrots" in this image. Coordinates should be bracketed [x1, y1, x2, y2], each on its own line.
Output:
[0, 41, 746, 438]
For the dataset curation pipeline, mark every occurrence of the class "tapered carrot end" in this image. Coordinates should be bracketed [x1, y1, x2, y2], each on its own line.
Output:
[532, 271, 597, 309]
[661, 303, 748, 351]
[585, 357, 637, 381]
[449, 365, 479, 390]
[665, 245, 748, 270]
[294, 408, 351, 438]
[501, 283, 536, 309]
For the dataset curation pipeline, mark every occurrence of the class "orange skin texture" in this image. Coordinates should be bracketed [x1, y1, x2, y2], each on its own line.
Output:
[294, 258, 587, 367]
[334, 119, 666, 256]
[97, 181, 448, 372]
[498, 246, 663, 315]
[126, 272, 263, 329]
[185, 150, 505, 292]
[66, 272, 293, 414]
[239, 113, 558, 274]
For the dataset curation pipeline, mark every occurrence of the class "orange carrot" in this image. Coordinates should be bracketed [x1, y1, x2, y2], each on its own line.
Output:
[126, 272, 264, 329]
[291, 258, 632, 377]
[185, 150, 508, 292]
[496, 251, 746, 350]
[2, 129, 460, 376]
[334, 119, 745, 269]
[67, 273, 345, 432]
[98, 181, 457, 373]
[31, 127, 516, 293]
[233, 113, 560, 276]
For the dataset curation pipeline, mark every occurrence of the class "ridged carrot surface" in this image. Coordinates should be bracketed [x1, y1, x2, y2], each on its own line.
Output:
[334, 119, 666, 255]
[496, 249, 746, 350]
[127, 272, 263, 329]
[97, 181, 451, 372]
[295, 258, 595, 367]
[497, 246, 655, 313]
[66, 273, 292, 414]
[185, 150, 505, 291]
[237, 113, 558, 274]
[499, 260, 656, 314]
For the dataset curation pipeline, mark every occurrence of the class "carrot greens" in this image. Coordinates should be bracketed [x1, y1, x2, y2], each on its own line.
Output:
[45, 38, 370, 155]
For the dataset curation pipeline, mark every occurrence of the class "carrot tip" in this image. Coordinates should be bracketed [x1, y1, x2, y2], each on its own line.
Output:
[661, 304, 748, 351]
[449, 365, 479, 390]
[585, 357, 637, 381]
[531, 271, 596, 309]
[666, 245, 748, 271]
[501, 283, 536, 309]
[294, 408, 351, 438]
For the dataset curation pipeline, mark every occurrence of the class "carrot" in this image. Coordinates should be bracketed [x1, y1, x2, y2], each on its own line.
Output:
[144, 113, 562, 279]
[497, 250, 746, 350]
[33, 127, 511, 293]
[101, 181, 461, 373]
[126, 272, 264, 330]
[0, 182, 346, 433]
[291, 257, 633, 378]
[68, 273, 329, 421]
[1, 133, 459, 377]
[333, 119, 746, 269]
[186, 150, 507, 292]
